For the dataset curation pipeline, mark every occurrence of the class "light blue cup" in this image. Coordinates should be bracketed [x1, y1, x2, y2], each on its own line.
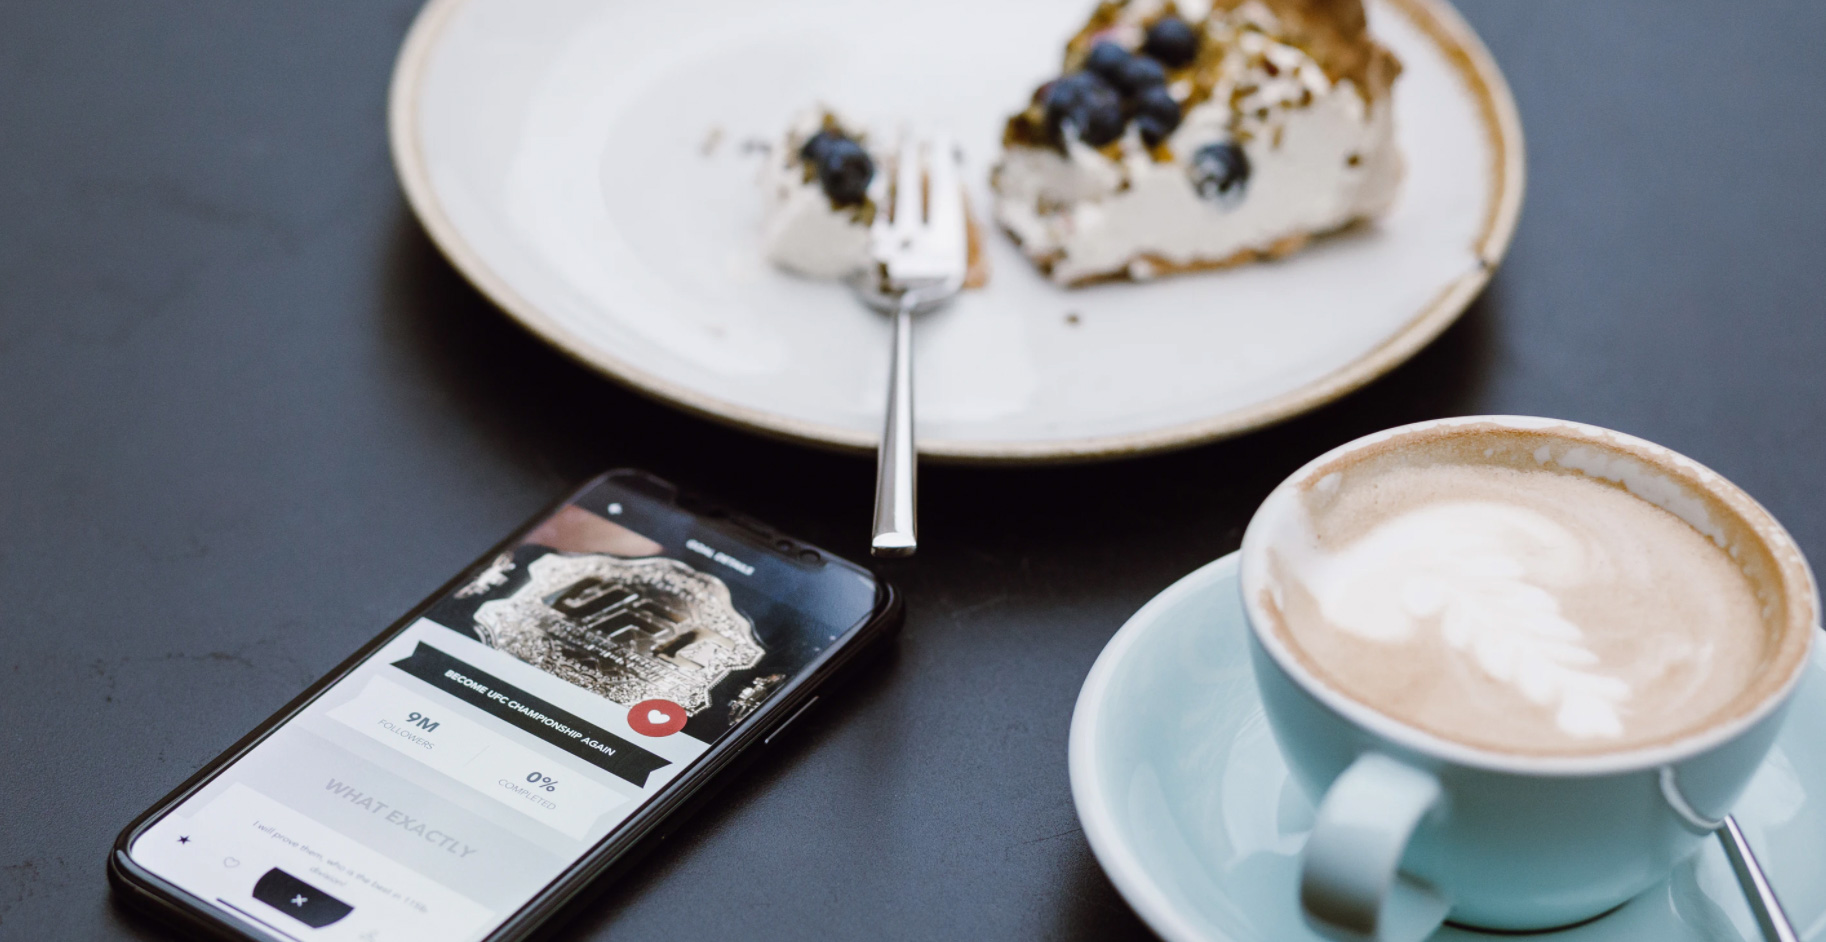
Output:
[1237, 417, 1819, 940]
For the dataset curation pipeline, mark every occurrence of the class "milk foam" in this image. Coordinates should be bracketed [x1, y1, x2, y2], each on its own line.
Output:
[1298, 500, 1633, 738]
[1268, 458, 1773, 755]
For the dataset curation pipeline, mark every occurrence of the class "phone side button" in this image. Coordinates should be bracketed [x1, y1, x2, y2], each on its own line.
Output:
[763, 697, 820, 746]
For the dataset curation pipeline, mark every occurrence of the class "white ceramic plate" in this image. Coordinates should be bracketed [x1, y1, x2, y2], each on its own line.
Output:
[390, 0, 1522, 462]
[1070, 554, 1826, 942]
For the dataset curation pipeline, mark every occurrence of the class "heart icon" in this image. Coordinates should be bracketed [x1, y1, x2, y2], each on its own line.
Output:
[629, 699, 687, 737]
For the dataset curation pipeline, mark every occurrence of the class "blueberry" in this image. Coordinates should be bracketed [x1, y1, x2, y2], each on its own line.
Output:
[1144, 16, 1200, 68]
[1042, 74, 1093, 134]
[1084, 40, 1132, 84]
[1136, 115, 1173, 148]
[816, 137, 874, 207]
[800, 130, 840, 166]
[1044, 72, 1125, 147]
[1114, 55, 1167, 93]
[1134, 85, 1180, 125]
[1044, 72, 1094, 108]
[1134, 85, 1181, 145]
[1077, 91, 1126, 145]
[1188, 140, 1249, 206]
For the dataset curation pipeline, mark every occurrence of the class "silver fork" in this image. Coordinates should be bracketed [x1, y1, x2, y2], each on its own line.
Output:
[853, 132, 968, 557]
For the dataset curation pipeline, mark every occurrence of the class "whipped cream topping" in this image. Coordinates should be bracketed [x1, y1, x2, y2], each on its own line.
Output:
[992, 1, 1402, 284]
[757, 110, 878, 280]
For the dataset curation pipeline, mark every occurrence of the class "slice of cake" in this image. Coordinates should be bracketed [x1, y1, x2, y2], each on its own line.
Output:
[759, 110, 880, 280]
[759, 109, 989, 286]
[991, 0, 1403, 286]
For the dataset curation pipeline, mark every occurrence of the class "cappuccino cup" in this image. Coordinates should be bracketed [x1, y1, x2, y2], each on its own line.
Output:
[1238, 416, 1818, 939]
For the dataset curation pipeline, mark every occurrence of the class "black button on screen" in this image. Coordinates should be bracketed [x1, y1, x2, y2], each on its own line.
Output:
[251, 868, 353, 928]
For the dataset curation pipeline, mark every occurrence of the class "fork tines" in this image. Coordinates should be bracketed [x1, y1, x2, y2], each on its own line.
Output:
[870, 132, 968, 292]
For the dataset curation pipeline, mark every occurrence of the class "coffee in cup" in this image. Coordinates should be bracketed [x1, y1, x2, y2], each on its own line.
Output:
[1255, 423, 1802, 756]
[1239, 416, 1817, 939]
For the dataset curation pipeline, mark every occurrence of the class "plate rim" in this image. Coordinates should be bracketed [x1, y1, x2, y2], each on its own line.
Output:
[388, 0, 1525, 464]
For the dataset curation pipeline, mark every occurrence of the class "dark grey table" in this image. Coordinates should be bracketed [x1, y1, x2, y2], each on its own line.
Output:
[4, 1, 1824, 938]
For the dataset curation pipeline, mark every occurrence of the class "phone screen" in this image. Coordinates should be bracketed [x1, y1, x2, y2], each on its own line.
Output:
[123, 473, 881, 941]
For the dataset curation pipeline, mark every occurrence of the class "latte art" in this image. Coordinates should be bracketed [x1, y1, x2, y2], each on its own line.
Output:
[1264, 448, 1776, 755]
[1302, 500, 1641, 739]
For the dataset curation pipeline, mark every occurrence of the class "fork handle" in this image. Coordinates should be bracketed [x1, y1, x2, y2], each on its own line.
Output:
[871, 300, 917, 557]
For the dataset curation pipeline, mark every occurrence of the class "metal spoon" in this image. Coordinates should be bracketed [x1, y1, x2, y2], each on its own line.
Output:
[1662, 768, 1797, 941]
[1717, 815, 1799, 942]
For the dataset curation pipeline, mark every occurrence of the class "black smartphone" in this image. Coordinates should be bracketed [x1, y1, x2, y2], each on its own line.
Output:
[109, 469, 900, 942]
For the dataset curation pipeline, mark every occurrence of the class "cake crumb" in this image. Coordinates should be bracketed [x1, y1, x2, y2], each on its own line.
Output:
[1065, 312, 1082, 326]
[701, 126, 724, 156]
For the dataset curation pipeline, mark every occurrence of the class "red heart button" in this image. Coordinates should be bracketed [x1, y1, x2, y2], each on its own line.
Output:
[628, 699, 687, 737]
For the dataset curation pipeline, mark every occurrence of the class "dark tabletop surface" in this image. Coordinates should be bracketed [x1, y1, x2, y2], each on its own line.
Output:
[4, 1, 1825, 939]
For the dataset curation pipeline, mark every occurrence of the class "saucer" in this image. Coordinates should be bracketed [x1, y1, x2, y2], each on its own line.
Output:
[388, 0, 1521, 462]
[1069, 553, 1826, 941]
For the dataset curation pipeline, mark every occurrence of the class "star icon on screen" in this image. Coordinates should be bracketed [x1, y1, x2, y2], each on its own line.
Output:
[177, 836, 190, 844]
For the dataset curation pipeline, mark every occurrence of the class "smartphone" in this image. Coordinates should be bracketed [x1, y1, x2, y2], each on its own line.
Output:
[109, 469, 900, 942]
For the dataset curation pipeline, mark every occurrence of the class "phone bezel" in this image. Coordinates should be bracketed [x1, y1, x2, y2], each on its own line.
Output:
[107, 469, 902, 942]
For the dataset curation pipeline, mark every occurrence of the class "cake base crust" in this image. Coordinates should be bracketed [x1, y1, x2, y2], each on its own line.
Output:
[1012, 228, 1316, 287]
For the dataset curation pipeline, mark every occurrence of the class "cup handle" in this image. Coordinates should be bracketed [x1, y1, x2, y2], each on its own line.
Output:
[1300, 754, 1450, 942]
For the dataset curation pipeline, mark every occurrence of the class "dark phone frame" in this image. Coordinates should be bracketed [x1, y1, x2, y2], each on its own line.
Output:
[107, 468, 903, 942]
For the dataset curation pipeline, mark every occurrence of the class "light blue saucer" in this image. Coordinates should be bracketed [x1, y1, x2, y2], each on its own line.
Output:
[1069, 553, 1826, 942]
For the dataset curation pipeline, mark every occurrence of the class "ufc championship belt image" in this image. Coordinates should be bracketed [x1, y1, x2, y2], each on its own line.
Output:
[472, 553, 764, 715]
